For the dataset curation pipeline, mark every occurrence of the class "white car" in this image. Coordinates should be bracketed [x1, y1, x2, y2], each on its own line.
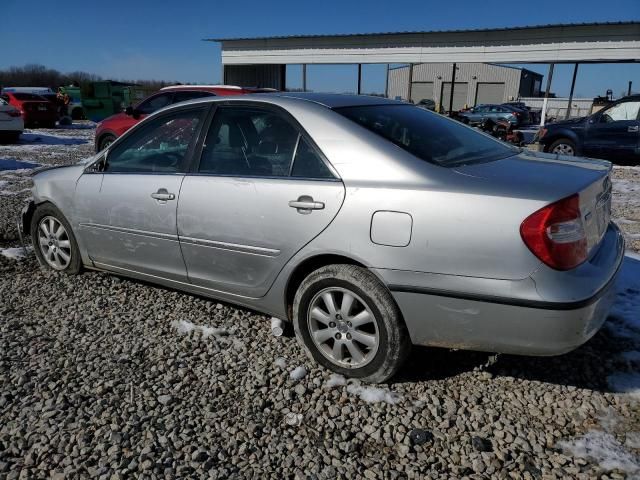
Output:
[0, 97, 24, 143]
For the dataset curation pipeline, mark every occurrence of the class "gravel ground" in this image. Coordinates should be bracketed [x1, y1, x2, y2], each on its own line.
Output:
[1, 125, 639, 479]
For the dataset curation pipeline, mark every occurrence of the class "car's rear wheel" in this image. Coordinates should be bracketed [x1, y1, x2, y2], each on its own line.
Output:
[99, 134, 116, 151]
[293, 264, 411, 383]
[30, 204, 82, 274]
[549, 138, 576, 156]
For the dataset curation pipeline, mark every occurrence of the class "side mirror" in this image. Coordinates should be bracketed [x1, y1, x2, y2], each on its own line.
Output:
[125, 106, 134, 116]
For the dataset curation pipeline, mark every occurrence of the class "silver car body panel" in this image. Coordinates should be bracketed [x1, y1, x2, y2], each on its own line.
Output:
[177, 175, 345, 297]
[26, 93, 624, 356]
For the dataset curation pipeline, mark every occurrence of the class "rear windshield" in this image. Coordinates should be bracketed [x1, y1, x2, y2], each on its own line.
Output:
[13, 93, 47, 101]
[335, 104, 518, 167]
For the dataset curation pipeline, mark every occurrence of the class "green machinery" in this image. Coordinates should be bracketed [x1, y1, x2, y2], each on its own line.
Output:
[80, 81, 152, 122]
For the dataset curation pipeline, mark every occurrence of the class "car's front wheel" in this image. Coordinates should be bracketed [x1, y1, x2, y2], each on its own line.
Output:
[30, 203, 82, 274]
[549, 138, 576, 156]
[293, 264, 411, 383]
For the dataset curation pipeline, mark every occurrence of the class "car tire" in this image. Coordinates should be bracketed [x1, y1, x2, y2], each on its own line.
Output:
[293, 264, 411, 383]
[99, 134, 116, 151]
[548, 138, 576, 156]
[30, 203, 82, 275]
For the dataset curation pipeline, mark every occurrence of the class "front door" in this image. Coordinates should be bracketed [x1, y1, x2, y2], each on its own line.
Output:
[177, 105, 345, 298]
[75, 106, 207, 281]
[584, 99, 640, 163]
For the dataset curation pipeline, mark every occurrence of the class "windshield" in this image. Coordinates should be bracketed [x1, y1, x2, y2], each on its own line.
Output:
[335, 104, 518, 167]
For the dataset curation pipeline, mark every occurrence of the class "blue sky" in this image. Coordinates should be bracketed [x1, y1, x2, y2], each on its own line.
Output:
[2, 0, 638, 98]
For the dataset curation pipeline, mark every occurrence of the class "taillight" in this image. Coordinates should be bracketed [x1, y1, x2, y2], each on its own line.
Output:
[520, 194, 587, 270]
[538, 128, 547, 139]
[513, 111, 520, 116]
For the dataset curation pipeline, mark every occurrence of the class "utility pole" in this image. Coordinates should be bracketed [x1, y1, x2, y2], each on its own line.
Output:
[540, 63, 555, 127]
[565, 63, 579, 119]
[448, 63, 457, 116]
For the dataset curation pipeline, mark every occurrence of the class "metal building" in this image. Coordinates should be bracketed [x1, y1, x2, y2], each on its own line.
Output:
[206, 22, 640, 124]
[387, 63, 543, 110]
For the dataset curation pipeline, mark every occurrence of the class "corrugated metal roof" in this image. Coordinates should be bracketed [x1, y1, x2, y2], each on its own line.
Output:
[204, 21, 640, 42]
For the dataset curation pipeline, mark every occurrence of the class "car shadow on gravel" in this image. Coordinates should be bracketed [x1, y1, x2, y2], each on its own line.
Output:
[393, 329, 623, 393]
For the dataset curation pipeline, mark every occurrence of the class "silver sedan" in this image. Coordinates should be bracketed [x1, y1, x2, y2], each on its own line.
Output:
[22, 93, 624, 383]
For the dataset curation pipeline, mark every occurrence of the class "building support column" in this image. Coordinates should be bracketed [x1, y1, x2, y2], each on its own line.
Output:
[565, 63, 579, 119]
[540, 63, 555, 127]
[357, 64, 362, 95]
[222, 65, 227, 85]
[407, 63, 414, 102]
[384, 64, 390, 98]
[448, 63, 457, 116]
[302, 64, 307, 92]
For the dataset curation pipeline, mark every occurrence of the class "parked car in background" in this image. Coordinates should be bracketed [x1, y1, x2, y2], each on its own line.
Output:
[0, 92, 57, 128]
[538, 94, 640, 165]
[416, 98, 436, 111]
[24, 93, 623, 383]
[94, 85, 276, 152]
[458, 104, 530, 126]
[503, 101, 541, 124]
[0, 96, 24, 143]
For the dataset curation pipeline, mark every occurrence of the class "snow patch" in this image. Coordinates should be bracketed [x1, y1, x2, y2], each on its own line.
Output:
[346, 384, 401, 405]
[607, 372, 640, 399]
[627, 432, 640, 449]
[558, 431, 639, 474]
[612, 178, 640, 209]
[171, 320, 227, 338]
[326, 374, 346, 387]
[607, 254, 640, 341]
[289, 366, 307, 381]
[274, 357, 287, 368]
[0, 247, 31, 260]
[614, 217, 638, 225]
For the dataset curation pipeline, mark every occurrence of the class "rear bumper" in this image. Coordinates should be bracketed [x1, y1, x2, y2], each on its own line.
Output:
[378, 223, 625, 356]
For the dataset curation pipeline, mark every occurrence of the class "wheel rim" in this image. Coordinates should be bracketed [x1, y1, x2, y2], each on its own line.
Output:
[37, 216, 72, 270]
[552, 143, 574, 156]
[101, 138, 114, 150]
[307, 287, 379, 369]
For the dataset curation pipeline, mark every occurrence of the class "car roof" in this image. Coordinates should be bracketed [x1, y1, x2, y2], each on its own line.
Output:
[239, 92, 407, 109]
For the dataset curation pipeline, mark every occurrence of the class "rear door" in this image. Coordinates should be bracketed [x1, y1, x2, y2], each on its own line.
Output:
[177, 104, 345, 298]
[583, 100, 640, 163]
[75, 105, 207, 281]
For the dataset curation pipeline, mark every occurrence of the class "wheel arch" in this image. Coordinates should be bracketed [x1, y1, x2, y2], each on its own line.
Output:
[542, 130, 580, 153]
[284, 253, 369, 321]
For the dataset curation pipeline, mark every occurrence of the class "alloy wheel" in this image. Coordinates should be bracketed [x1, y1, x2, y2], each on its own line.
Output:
[307, 287, 379, 368]
[37, 216, 72, 270]
[552, 143, 575, 156]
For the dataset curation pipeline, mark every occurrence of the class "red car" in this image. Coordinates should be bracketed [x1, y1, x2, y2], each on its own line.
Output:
[1, 92, 57, 128]
[94, 85, 274, 152]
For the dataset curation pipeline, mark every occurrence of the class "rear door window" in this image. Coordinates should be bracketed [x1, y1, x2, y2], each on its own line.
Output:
[199, 107, 307, 177]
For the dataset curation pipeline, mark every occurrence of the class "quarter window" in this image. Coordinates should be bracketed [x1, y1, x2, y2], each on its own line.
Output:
[199, 107, 300, 177]
[105, 108, 204, 173]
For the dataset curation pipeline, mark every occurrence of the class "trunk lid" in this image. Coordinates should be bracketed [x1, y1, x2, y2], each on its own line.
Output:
[454, 149, 612, 255]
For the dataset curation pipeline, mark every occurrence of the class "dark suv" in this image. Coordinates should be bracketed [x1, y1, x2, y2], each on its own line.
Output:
[538, 95, 640, 165]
